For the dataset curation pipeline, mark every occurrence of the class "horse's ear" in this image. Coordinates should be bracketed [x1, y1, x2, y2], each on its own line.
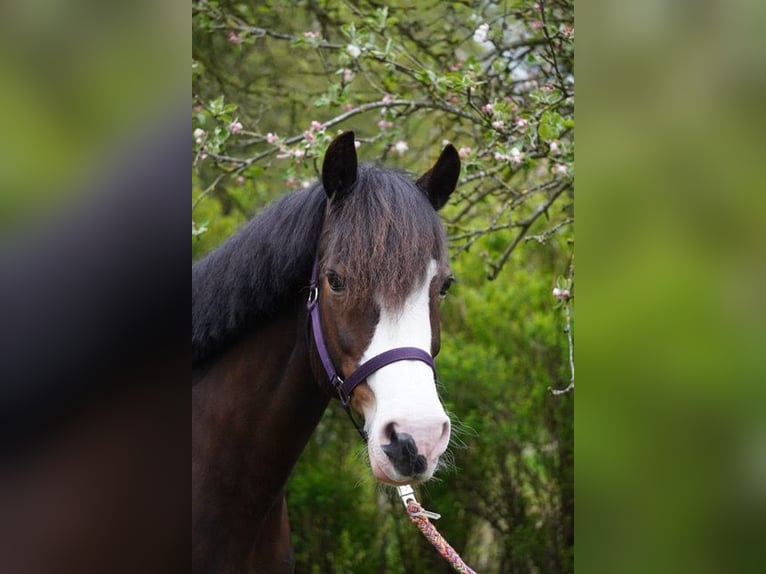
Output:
[322, 131, 358, 203]
[416, 144, 461, 211]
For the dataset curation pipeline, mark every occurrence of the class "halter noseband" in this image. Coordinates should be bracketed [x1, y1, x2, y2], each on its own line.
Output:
[307, 257, 435, 441]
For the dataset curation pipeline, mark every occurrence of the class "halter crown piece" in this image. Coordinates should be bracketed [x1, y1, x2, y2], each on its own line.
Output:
[307, 256, 435, 441]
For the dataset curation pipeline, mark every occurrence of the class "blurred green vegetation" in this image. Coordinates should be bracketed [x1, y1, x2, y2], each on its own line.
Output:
[0, 0, 186, 231]
[193, 1, 573, 571]
[577, 1, 766, 573]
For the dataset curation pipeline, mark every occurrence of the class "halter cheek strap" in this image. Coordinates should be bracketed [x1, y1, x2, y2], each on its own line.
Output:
[307, 258, 436, 441]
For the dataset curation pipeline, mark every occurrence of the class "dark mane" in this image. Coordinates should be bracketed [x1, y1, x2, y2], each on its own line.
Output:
[192, 187, 325, 366]
[192, 163, 446, 367]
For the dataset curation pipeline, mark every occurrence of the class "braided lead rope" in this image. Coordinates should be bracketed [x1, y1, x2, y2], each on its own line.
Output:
[396, 486, 477, 574]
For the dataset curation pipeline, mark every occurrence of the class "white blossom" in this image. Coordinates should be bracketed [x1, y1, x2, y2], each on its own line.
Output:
[347, 44, 362, 58]
[473, 23, 489, 43]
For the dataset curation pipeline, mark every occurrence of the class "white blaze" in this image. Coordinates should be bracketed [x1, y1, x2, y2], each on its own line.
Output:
[361, 260, 450, 482]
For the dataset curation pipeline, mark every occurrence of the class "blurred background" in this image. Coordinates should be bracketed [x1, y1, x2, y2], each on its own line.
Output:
[192, 1, 573, 572]
[577, 1, 766, 573]
[0, 0, 186, 233]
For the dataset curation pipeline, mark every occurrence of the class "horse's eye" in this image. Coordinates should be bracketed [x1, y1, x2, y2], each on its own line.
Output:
[326, 270, 346, 293]
[439, 276, 455, 299]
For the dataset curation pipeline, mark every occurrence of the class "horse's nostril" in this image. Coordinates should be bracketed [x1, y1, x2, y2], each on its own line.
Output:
[382, 431, 426, 477]
[441, 420, 451, 442]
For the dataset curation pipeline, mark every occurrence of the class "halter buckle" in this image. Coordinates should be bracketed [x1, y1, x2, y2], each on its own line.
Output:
[332, 375, 349, 406]
[307, 285, 319, 308]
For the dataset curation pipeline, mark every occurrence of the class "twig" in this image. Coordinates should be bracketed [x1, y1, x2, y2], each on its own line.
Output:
[525, 217, 574, 244]
[486, 181, 570, 280]
[549, 303, 574, 395]
[192, 172, 226, 211]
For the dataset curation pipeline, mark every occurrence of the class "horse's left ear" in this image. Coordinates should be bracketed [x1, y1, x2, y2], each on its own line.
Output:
[416, 144, 461, 211]
[322, 131, 358, 204]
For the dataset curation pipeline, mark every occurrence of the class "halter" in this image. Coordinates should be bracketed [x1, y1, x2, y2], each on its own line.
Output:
[307, 257, 435, 441]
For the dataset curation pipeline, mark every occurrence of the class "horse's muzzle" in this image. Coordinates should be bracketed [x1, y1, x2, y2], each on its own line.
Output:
[382, 429, 428, 477]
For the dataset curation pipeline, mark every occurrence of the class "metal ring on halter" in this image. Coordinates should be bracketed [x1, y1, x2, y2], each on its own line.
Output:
[307, 285, 319, 307]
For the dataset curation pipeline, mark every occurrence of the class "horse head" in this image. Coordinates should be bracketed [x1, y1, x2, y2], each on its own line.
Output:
[313, 131, 460, 484]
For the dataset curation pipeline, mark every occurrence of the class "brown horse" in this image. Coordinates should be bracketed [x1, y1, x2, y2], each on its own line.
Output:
[192, 132, 460, 573]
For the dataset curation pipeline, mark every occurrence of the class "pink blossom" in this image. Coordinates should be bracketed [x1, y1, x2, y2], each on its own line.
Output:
[310, 120, 322, 131]
[228, 31, 242, 44]
[229, 120, 243, 134]
[553, 287, 570, 300]
[293, 148, 306, 159]
[481, 103, 494, 114]
[458, 147, 472, 159]
[393, 140, 408, 155]
[303, 31, 321, 40]
[303, 130, 315, 143]
[531, 21, 543, 30]
[193, 128, 206, 144]
[341, 68, 355, 83]
[301, 180, 312, 189]
[266, 132, 279, 144]
[377, 120, 393, 130]
[493, 151, 508, 162]
[549, 141, 560, 154]
[491, 120, 505, 129]
[515, 117, 528, 129]
[381, 94, 393, 104]
[235, 175, 245, 186]
[354, 140, 361, 149]
[552, 163, 568, 175]
[509, 147, 523, 165]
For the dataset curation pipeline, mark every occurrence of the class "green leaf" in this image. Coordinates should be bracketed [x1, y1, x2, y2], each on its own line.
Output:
[538, 110, 565, 141]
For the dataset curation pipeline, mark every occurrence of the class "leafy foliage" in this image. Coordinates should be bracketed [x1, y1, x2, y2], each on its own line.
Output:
[192, 1, 573, 571]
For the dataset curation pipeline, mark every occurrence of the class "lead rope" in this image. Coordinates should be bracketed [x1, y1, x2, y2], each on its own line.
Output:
[396, 485, 477, 574]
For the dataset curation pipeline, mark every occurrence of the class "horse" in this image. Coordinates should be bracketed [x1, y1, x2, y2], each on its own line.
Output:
[192, 131, 461, 573]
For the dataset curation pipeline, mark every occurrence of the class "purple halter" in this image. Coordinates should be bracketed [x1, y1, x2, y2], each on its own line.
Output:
[307, 257, 435, 440]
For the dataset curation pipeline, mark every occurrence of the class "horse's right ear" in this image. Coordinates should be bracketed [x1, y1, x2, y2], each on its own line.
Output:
[322, 131, 358, 203]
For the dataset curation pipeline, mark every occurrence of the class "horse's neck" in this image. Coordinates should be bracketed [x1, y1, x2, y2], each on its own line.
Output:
[192, 301, 329, 568]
